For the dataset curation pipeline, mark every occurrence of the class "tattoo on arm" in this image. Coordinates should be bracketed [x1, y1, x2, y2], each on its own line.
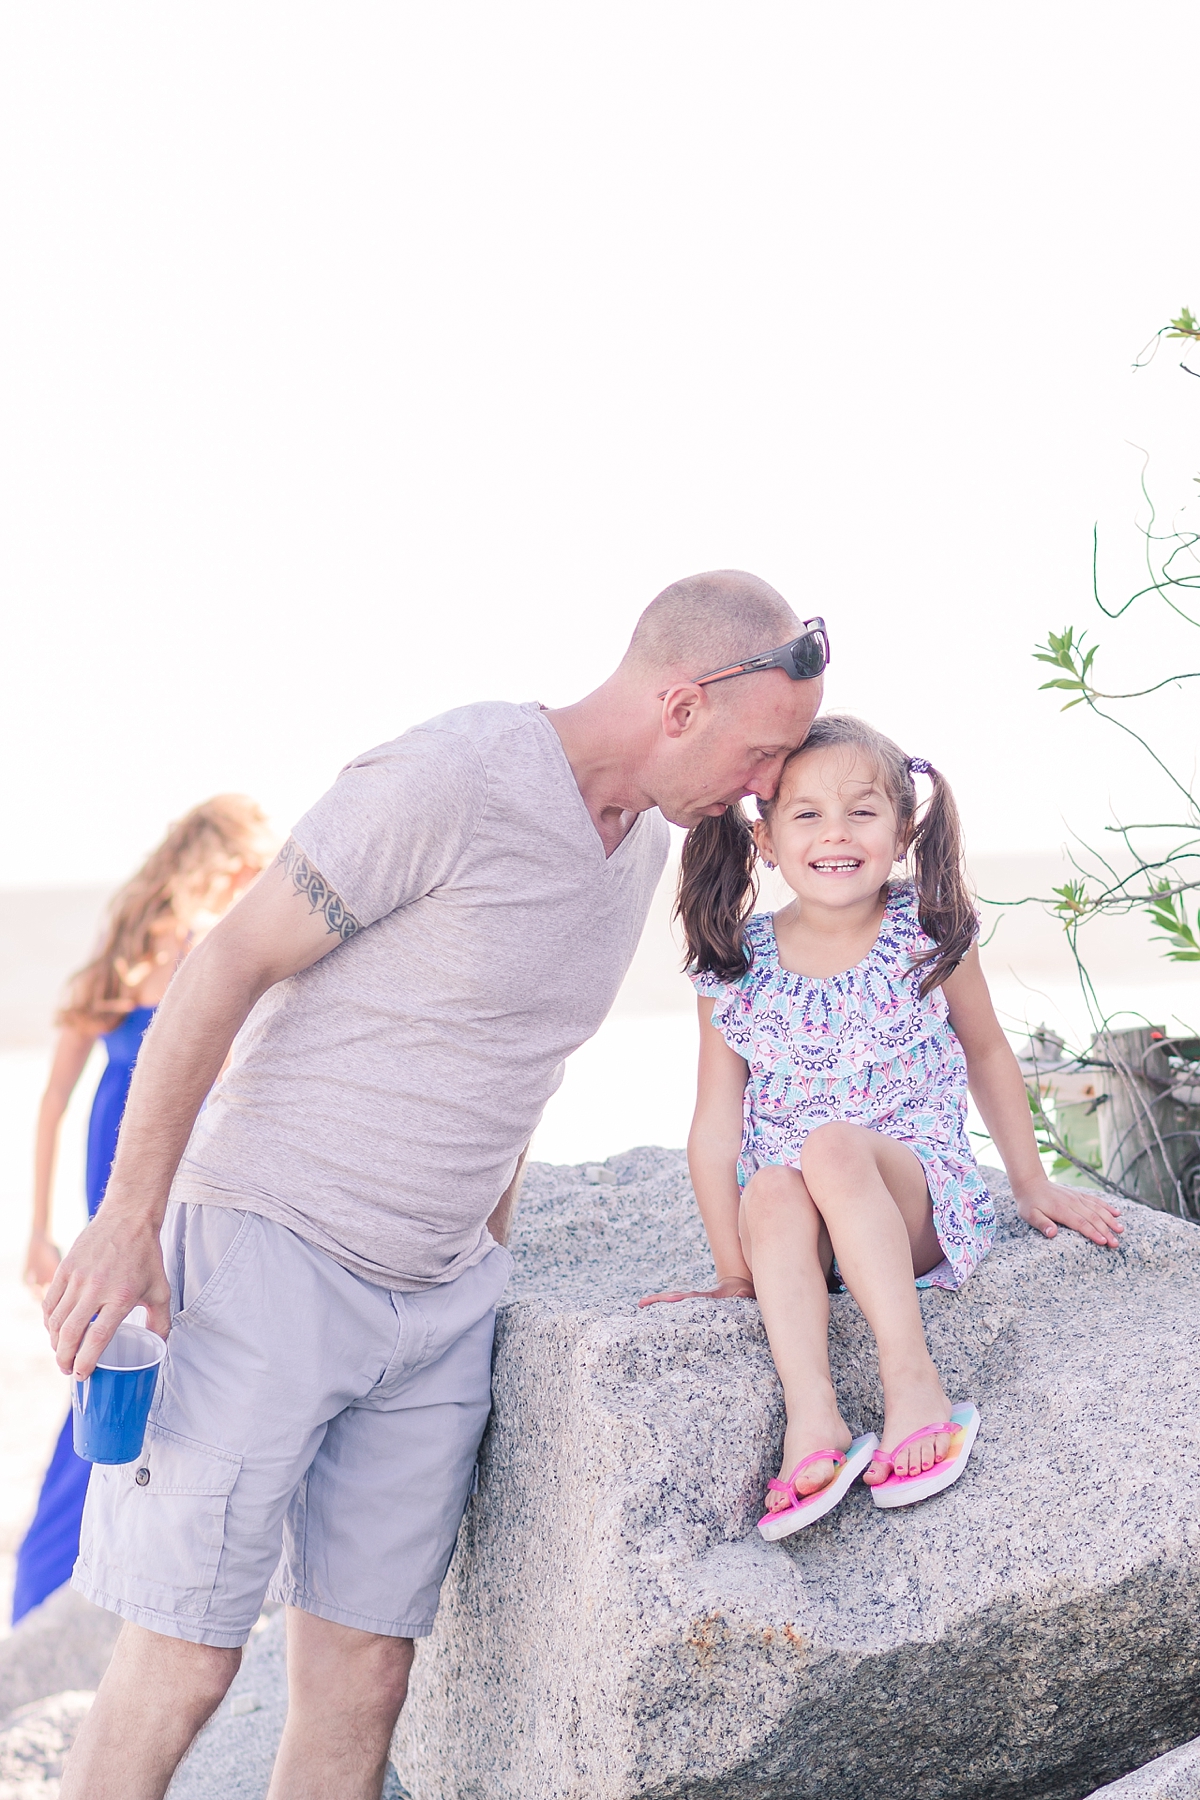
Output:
[277, 840, 361, 941]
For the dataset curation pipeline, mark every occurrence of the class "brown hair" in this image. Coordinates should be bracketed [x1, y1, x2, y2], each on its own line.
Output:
[59, 795, 273, 1033]
[676, 714, 976, 997]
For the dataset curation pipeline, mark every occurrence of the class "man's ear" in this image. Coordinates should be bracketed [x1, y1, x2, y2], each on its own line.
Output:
[659, 683, 705, 741]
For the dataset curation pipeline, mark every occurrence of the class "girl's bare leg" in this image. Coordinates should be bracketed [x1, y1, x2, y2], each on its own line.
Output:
[739, 1164, 852, 1507]
[798, 1122, 952, 1481]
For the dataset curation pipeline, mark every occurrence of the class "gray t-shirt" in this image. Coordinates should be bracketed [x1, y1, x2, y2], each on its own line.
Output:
[173, 701, 669, 1288]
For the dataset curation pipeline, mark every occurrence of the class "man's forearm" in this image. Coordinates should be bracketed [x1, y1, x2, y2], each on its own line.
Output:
[101, 940, 267, 1227]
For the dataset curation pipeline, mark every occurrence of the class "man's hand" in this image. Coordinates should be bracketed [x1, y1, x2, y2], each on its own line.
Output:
[44, 1210, 172, 1377]
[1013, 1177, 1124, 1249]
[638, 1275, 755, 1308]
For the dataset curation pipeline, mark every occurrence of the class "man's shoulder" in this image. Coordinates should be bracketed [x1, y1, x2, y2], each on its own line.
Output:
[357, 701, 540, 770]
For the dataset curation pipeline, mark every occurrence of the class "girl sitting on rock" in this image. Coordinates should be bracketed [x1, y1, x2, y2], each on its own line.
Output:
[643, 714, 1121, 1537]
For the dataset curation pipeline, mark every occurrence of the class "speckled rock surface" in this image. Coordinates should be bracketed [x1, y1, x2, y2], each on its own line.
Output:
[0, 1690, 93, 1796]
[1088, 1734, 1200, 1796]
[0, 1586, 120, 1724]
[392, 1149, 1200, 1800]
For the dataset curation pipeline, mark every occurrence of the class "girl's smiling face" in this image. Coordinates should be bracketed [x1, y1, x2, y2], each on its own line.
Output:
[754, 745, 903, 908]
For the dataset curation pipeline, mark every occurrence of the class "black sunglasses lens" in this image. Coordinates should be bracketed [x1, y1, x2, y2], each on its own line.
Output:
[788, 633, 827, 679]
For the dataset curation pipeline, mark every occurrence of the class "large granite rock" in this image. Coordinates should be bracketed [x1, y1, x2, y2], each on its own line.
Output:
[1090, 1734, 1200, 1797]
[0, 1690, 93, 1796]
[0, 1586, 120, 1726]
[392, 1149, 1200, 1800]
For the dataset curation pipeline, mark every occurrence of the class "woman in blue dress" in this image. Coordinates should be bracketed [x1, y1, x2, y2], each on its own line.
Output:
[15, 796, 271, 1624]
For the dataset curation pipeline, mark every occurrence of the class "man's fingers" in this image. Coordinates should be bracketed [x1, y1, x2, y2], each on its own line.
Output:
[145, 1299, 172, 1339]
[53, 1298, 101, 1376]
[42, 1263, 70, 1324]
[72, 1303, 130, 1380]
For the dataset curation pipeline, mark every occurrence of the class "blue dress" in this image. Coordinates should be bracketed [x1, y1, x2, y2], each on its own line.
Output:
[11, 1008, 155, 1624]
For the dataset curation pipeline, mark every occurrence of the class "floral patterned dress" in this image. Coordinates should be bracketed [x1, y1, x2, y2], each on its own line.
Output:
[692, 882, 994, 1290]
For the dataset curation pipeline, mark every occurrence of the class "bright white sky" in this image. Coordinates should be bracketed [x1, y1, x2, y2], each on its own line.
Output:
[1, 3, 1197, 887]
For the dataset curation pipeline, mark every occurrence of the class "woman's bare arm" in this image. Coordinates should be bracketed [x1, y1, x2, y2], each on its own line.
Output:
[640, 998, 753, 1304]
[945, 946, 1123, 1246]
[25, 1026, 96, 1291]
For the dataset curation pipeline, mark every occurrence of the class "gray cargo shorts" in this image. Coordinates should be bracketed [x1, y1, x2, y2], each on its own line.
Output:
[73, 1202, 512, 1648]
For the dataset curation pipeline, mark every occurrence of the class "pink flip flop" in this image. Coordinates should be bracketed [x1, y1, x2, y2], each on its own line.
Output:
[757, 1432, 879, 1540]
[868, 1403, 981, 1508]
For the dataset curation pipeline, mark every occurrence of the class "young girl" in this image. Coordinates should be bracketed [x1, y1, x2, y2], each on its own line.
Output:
[15, 795, 272, 1621]
[645, 715, 1122, 1538]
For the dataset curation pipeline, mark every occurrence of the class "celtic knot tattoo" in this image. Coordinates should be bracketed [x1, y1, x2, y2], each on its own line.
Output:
[278, 840, 361, 941]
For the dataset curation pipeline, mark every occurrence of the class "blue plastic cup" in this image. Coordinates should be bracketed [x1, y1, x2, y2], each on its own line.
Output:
[72, 1322, 167, 1465]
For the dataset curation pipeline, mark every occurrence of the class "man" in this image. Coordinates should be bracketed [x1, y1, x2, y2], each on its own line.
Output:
[45, 569, 826, 1800]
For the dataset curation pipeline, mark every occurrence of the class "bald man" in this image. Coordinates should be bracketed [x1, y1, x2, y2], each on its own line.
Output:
[45, 570, 826, 1800]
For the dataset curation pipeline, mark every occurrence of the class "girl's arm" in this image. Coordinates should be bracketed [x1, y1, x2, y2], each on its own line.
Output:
[944, 947, 1123, 1247]
[25, 1026, 96, 1291]
[640, 998, 753, 1304]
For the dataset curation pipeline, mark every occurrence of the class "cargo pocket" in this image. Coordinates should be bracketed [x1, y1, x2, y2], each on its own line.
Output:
[79, 1422, 241, 1621]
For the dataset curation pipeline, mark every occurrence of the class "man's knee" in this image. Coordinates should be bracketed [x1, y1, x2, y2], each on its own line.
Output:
[285, 1611, 414, 1718]
[107, 1620, 242, 1711]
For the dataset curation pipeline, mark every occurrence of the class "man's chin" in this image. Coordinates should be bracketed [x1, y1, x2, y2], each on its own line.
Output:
[661, 801, 734, 828]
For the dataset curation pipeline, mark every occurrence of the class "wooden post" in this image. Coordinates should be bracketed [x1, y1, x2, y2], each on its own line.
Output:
[1093, 1026, 1200, 1219]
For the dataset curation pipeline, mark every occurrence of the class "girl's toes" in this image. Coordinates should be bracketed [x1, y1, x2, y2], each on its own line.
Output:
[862, 1455, 890, 1487]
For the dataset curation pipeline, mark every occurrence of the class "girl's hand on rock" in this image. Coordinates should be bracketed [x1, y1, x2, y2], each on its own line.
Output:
[1014, 1179, 1123, 1248]
[24, 1232, 62, 1294]
[638, 1276, 756, 1307]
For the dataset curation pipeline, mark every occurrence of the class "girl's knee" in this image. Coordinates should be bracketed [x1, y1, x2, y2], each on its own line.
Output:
[800, 1121, 877, 1180]
[741, 1163, 812, 1218]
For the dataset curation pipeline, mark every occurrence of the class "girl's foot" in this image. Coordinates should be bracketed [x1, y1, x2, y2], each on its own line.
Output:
[764, 1409, 853, 1514]
[863, 1371, 954, 1485]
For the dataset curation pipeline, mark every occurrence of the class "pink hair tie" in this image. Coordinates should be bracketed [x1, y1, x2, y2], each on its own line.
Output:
[908, 757, 932, 776]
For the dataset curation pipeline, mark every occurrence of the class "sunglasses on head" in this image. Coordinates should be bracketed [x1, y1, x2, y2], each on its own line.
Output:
[657, 617, 830, 700]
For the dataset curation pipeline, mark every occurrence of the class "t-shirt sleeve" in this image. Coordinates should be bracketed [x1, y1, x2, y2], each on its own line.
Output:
[289, 725, 489, 928]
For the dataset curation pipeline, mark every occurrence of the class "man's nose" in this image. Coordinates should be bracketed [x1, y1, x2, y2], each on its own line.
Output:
[744, 763, 784, 802]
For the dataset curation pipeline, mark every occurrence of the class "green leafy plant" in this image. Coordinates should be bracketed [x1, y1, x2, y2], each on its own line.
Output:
[1146, 882, 1200, 962]
[984, 310, 1200, 1207]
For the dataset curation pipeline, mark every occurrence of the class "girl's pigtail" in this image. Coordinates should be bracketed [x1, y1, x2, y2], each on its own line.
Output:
[909, 767, 976, 997]
[675, 805, 759, 982]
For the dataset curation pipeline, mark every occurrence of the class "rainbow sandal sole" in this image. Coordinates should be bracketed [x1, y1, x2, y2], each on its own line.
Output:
[869, 1403, 981, 1508]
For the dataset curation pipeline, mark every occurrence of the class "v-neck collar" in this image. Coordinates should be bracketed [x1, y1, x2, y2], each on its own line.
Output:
[528, 702, 650, 867]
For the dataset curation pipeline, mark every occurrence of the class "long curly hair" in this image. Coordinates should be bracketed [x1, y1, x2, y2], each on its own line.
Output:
[59, 795, 274, 1033]
[676, 715, 976, 997]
